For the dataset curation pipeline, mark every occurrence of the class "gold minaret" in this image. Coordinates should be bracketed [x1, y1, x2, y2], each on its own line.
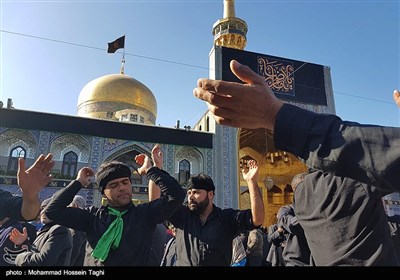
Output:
[212, 0, 248, 50]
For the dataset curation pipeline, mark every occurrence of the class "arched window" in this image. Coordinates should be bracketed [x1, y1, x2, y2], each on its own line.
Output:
[7, 146, 26, 174]
[61, 151, 78, 178]
[206, 116, 210, 132]
[267, 185, 283, 205]
[178, 159, 191, 185]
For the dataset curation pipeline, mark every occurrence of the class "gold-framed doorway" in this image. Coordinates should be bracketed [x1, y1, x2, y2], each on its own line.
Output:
[238, 128, 307, 227]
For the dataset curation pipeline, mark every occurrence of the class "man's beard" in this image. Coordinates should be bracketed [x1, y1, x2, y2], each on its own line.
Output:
[189, 196, 210, 215]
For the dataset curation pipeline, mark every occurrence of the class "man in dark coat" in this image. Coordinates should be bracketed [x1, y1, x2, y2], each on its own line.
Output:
[12, 198, 73, 266]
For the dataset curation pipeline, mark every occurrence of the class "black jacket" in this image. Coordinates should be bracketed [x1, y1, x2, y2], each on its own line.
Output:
[15, 222, 73, 266]
[275, 104, 400, 266]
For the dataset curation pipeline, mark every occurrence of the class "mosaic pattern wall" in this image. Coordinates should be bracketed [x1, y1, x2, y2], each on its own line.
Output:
[0, 127, 213, 208]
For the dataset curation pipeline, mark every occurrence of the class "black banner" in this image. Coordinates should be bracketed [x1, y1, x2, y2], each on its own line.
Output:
[217, 46, 327, 106]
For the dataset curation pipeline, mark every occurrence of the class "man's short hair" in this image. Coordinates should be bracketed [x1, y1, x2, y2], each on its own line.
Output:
[70, 195, 86, 208]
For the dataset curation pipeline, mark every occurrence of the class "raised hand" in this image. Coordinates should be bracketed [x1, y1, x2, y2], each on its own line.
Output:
[151, 144, 163, 168]
[193, 60, 283, 130]
[18, 153, 55, 220]
[393, 89, 400, 108]
[76, 167, 95, 187]
[242, 160, 259, 182]
[9, 227, 28, 246]
[18, 153, 55, 197]
[135, 154, 152, 175]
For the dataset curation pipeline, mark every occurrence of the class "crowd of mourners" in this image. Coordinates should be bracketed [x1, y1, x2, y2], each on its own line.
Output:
[0, 62, 399, 267]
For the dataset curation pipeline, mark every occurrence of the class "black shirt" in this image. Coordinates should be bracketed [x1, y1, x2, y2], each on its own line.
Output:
[274, 104, 400, 266]
[170, 204, 256, 266]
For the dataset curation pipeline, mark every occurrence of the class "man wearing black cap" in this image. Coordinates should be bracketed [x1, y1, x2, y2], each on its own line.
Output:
[149, 144, 264, 266]
[45, 152, 185, 266]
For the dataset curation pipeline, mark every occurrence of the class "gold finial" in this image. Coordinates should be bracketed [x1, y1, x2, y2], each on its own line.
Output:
[120, 57, 125, 75]
[223, 0, 235, 18]
[212, 0, 248, 50]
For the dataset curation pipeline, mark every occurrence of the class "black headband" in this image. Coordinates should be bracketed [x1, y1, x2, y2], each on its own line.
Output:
[186, 174, 215, 192]
[97, 164, 132, 194]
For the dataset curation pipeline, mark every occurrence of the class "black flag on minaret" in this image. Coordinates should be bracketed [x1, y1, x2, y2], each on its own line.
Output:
[107, 35, 125, 53]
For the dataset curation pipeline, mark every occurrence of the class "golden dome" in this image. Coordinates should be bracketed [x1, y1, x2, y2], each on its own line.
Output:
[77, 74, 157, 125]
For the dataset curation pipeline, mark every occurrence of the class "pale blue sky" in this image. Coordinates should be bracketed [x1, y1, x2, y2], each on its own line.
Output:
[1, 0, 399, 129]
